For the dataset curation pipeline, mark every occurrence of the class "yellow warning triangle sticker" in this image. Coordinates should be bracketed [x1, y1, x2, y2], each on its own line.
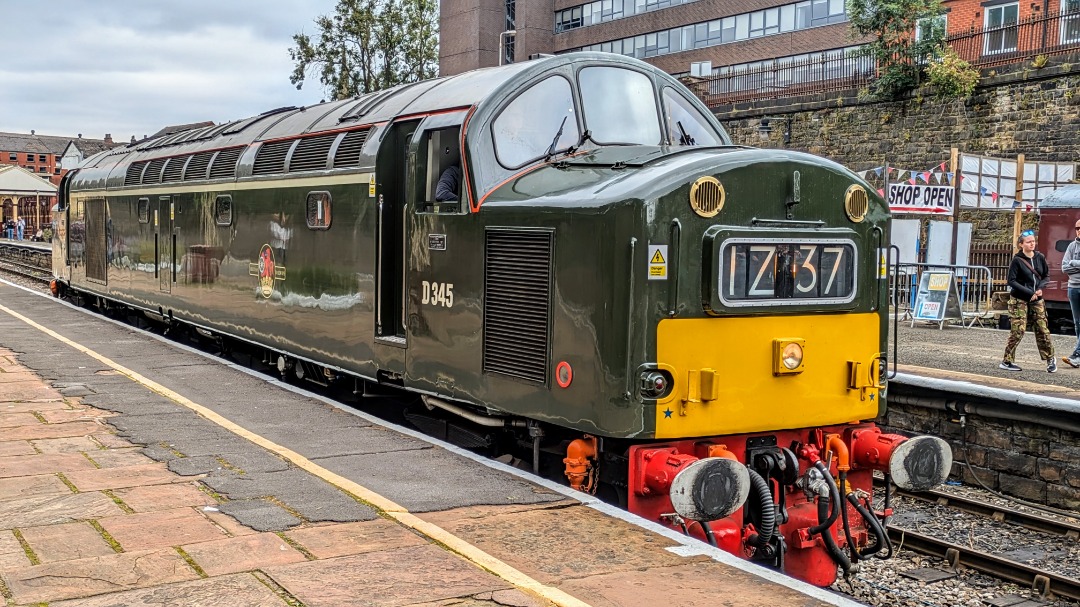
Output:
[650, 249, 666, 264]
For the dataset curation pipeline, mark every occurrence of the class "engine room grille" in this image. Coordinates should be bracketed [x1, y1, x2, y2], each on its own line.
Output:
[333, 129, 369, 168]
[143, 158, 167, 184]
[184, 152, 213, 180]
[124, 162, 147, 186]
[289, 133, 337, 172]
[208, 147, 242, 179]
[161, 155, 187, 183]
[252, 140, 293, 175]
[84, 198, 107, 284]
[482, 229, 554, 384]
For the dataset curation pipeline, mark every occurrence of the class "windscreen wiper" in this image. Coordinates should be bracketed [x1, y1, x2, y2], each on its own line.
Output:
[545, 116, 568, 159]
[677, 120, 696, 146]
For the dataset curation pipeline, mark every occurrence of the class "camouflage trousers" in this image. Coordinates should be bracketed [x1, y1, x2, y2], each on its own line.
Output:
[1003, 297, 1054, 363]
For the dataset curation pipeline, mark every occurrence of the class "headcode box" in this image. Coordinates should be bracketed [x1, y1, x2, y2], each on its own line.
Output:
[888, 183, 955, 214]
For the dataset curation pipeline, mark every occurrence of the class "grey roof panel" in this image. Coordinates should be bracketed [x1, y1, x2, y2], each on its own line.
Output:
[1040, 184, 1080, 208]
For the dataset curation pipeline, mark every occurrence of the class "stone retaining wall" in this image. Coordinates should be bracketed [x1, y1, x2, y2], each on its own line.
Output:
[880, 399, 1080, 510]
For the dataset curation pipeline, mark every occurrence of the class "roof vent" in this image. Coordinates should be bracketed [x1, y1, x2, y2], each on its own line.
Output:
[289, 133, 337, 172]
[253, 140, 293, 175]
[333, 129, 370, 168]
[208, 147, 243, 180]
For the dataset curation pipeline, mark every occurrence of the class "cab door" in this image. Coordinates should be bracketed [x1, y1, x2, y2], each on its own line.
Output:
[156, 196, 173, 293]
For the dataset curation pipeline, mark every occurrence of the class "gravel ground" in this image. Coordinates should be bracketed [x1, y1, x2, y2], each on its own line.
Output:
[832, 481, 1080, 607]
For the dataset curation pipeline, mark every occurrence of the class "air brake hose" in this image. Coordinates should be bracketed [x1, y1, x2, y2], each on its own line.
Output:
[809, 461, 852, 575]
[848, 493, 893, 559]
[837, 471, 860, 563]
[808, 462, 840, 536]
[746, 468, 776, 548]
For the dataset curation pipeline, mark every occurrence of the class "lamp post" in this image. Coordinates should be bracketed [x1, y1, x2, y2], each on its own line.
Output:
[499, 30, 517, 66]
[757, 116, 792, 146]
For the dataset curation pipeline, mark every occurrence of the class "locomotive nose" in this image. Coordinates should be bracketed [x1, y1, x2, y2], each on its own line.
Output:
[888, 435, 953, 491]
[669, 457, 751, 521]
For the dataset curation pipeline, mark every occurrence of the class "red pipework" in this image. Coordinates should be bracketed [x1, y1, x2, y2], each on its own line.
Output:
[637, 448, 698, 496]
[796, 442, 822, 464]
[850, 427, 907, 471]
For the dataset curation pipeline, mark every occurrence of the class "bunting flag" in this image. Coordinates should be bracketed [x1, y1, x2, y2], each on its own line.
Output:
[980, 186, 988, 196]
[1013, 200, 1021, 208]
[916, 172, 926, 183]
[946, 172, 954, 182]
[878, 188, 885, 197]
[897, 170, 907, 180]
[875, 167, 883, 177]
[908, 178, 917, 185]
[938, 162, 947, 172]
[922, 171, 931, 183]
[991, 192, 999, 201]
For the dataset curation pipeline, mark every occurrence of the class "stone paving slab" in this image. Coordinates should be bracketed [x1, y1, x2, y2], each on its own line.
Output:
[0, 400, 70, 413]
[39, 407, 115, 423]
[0, 379, 63, 401]
[283, 518, 427, 559]
[0, 412, 39, 427]
[0, 440, 35, 457]
[64, 462, 195, 491]
[0, 452, 97, 478]
[265, 545, 512, 607]
[30, 435, 102, 454]
[3, 548, 201, 604]
[19, 520, 116, 563]
[113, 481, 216, 513]
[97, 507, 229, 551]
[49, 573, 290, 607]
[0, 473, 72, 502]
[180, 531, 307, 576]
[419, 504, 705, 585]
[83, 447, 156, 469]
[0, 420, 104, 441]
[0, 529, 30, 569]
[0, 492, 125, 529]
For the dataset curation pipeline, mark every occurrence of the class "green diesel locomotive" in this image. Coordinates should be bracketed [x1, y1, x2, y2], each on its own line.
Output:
[54, 52, 951, 586]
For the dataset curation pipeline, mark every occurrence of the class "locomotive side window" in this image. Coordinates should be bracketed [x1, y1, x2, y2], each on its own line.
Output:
[578, 67, 661, 145]
[306, 191, 331, 230]
[492, 75, 579, 169]
[137, 198, 150, 224]
[662, 87, 724, 146]
[214, 195, 233, 226]
[720, 239, 857, 306]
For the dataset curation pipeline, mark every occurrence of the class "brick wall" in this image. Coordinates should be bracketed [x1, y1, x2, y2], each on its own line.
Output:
[880, 398, 1080, 508]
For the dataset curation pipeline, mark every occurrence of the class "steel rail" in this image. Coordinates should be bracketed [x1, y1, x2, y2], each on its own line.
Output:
[887, 526, 1080, 601]
[0, 243, 52, 283]
[896, 487, 1080, 539]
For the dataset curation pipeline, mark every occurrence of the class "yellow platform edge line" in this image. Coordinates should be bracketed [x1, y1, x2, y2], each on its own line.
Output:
[0, 301, 591, 607]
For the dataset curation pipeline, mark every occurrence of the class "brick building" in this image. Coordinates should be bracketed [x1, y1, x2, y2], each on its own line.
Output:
[0, 131, 118, 187]
[439, 0, 865, 81]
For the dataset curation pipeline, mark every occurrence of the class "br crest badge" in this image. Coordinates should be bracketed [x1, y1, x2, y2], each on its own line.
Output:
[248, 244, 286, 298]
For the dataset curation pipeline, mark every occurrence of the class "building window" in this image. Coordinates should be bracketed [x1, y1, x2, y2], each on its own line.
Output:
[38, 154, 46, 162]
[54, 168, 61, 175]
[214, 195, 233, 226]
[984, 3, 1019, 54]
[26, 166, 35, 172]
[39, 166, 48, 173]
[7, 153, 15, 161]
[306, 191, 332, 229]
[1063, 0, 1080, 43]
[915, 14, 946, 41]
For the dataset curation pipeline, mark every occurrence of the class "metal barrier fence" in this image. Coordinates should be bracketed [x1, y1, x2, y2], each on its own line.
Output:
[891, 263, 999, 327]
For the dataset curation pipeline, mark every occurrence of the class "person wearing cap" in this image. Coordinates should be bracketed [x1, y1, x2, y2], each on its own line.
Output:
[1061, 220, 1080, 368]
[1000, 229, 1055, 373]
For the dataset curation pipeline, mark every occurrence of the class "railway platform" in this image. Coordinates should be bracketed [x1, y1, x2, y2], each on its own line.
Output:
[892, 321, 1080, 408]
[0, 280, 861, 607]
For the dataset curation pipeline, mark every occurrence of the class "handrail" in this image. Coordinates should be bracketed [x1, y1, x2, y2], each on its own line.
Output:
[889, 262, 997, 328]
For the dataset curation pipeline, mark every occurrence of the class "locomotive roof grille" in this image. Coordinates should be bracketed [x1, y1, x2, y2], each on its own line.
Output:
[289, 133, 338, 173]
[333, 129, 370, 168]
[124, 161, 147, 186]
[208, 147, 243, 180]
[184, 151, 213, 181]
[143, 158, 168, 184]
[162, 156, 188, 183]
[253, 140, 294, 175]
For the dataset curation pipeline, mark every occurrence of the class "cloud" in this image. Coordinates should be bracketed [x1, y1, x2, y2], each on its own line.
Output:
[0, 1, 338, 140]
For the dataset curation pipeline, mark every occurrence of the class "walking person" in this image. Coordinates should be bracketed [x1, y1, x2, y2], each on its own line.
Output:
[1061, 219, 1080, 367]
[1001, 229, 1056, 372]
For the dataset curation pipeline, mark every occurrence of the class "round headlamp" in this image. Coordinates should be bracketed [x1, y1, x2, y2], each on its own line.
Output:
[781, 342, 804, 370]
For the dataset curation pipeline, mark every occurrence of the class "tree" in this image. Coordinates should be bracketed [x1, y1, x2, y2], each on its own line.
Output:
[290, 0, 439, 100]
[847, 0, 947, 100]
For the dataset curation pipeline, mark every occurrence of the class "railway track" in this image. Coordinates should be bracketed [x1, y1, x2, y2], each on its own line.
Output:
[0, 242, 52, 284]
[888, 487, 1080, 602]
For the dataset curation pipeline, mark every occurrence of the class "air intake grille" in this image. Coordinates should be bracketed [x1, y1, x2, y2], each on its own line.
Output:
[143, 158, 167, 184]
[124, 162, 147, 186]
[333, 129, 369, 168]
[184, 152, 213, 180]
[289, 133, 336, 172]
[253, 140, 293, 175]
[483, 229, 554, 384]
[208, 147, 242, 179]
[162, 156, 187, 182]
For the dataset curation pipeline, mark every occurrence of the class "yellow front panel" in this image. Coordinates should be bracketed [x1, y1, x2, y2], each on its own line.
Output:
[655, 313, 881, 439]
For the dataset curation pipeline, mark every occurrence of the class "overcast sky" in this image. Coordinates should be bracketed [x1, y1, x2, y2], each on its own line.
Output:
[0, 1, 339, 142]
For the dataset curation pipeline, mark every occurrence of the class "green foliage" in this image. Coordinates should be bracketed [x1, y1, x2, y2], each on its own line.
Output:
[926, 47, 980, 98]
[290, 0, 439, 99]
[1031, 54, 1049, 69]
[846, 0, 947, 100]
